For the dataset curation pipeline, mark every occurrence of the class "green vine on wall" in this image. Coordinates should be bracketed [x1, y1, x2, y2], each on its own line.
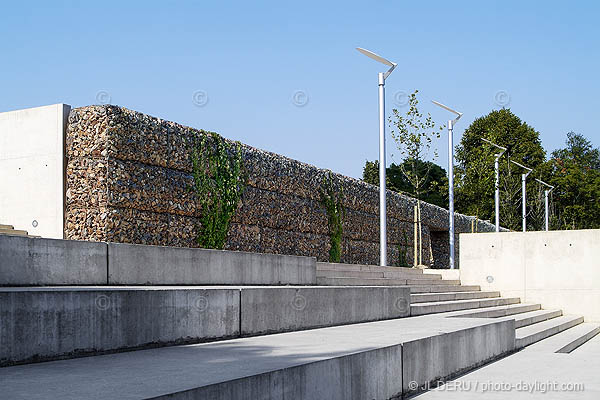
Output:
[319, 172, 345, 263]
[190, 131, 245, 249]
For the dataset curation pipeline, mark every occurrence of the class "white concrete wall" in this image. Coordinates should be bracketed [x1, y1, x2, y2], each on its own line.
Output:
[460, 230, 600, 322]
[0, 104, 70, 239]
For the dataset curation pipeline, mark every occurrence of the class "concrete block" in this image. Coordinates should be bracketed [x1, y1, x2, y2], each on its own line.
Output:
[0, 236, 107, 285]
[0, 287, 240, 366]
[240, 286, 411, 335]
[108, 243, 316, 285]
[185, 345, 403, 400]
[402, 320, 516, 394]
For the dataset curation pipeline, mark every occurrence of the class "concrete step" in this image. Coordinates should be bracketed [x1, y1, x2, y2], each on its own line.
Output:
[515, 315, 584, 348]
[448, 303, 542, 318]
[525, 322, 600, 353]
[0, 315, 516, 399]
[0, 285, 411, 366]
[410, 297, 521, 316]
[409, 285, 481, 294]
[410, 291, 500, 304]
[316, 262, 425, 275]
[500, 309, 563, 329]
[317, 276, 459, 286]
[317, 269, 442, 280]
[0, 228, 29, 236]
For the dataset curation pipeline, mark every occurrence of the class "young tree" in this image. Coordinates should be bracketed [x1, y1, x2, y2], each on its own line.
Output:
[388, 90, 444, 266]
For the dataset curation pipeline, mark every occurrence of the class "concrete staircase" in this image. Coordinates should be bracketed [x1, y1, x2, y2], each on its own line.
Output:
[317, 262, 597, 351]
[0, 224, 36, 238]
[0, 236, 597, 399]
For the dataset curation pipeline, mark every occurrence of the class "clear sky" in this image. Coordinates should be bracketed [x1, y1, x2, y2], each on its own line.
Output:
[2, 0, 598, 179]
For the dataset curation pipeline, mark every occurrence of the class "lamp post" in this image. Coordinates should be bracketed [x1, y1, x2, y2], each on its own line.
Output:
[535, 178, 555, 231]
[356, 47, 397, 266]
[432, 100, 463, 269]
[510, 160, 533, 232]
[481, 138, 507, 232]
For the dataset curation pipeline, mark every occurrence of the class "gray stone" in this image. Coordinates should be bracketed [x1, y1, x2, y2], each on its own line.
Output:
[0, 236, 107, 285]
[107, 242, 316, 285]
[240, 286, 411, 335]
[0, 287, 240, 366]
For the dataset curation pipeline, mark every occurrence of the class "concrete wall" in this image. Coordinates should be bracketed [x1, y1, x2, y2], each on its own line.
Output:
[460, 229, 600, 322]
[240, 286, 410, 335]
[0, 104, 70, 238]
[108, 242, 316, 285]
[0, 235, 317, 286]
[0, 235, 107, 286]
[0, 285, 410, 366]
[0, 287, 240, 365]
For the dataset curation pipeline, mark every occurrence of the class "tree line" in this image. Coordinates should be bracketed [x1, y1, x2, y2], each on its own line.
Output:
[363, 93, 600, 231]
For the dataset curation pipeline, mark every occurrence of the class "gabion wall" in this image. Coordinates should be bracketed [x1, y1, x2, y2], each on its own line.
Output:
[65, 105, 497, 267]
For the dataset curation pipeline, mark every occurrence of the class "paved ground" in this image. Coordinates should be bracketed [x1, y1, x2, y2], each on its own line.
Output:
[414, 330, 600, 399]
[0, 314, 503, 399]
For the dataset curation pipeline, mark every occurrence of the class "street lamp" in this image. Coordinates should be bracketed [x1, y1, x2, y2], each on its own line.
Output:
[481, 138, 507, 232]
[357, 47, 397, 266]
[432, 100, 463, 269]
[535, 178, 555, 231]
[510, 160, 533, 232]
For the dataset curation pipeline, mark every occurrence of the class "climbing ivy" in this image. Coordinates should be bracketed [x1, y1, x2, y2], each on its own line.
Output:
[319, 172, 345, 263]
[190, 131, 245, 249]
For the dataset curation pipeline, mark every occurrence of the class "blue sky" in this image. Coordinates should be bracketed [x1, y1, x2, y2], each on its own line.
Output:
[2, 0, 598, 179]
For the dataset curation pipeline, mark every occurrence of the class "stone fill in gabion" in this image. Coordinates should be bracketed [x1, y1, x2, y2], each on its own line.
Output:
[65, 105, 499, 267]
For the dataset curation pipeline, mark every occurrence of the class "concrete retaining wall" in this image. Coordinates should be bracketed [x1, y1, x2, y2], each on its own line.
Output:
[240, 286, 410, 335]
[0, 235, 107, 285]
[402, 319, 516, 394]
[176, 345, 404, 400]
[0, 235, 316, 286]
[0, 287, 240, 366]
[0, 286, 409, 366]
[459, 229, 600, 322]
[108, 242, 316, 285]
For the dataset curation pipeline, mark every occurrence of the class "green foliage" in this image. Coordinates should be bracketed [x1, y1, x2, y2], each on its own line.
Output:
[363, 159, 448, 208]
[455, 109, 546, 230]
[319, 172, 345, 263]
[190, 131, 245, 249]
[389, 90, 445, 202]
[396, 231, 410, 268]
[546, 132, 600, 229]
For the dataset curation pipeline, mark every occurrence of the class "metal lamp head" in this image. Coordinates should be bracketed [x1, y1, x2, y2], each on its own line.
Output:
[432, 100, 463, 124]
[356, 47, 397, 79]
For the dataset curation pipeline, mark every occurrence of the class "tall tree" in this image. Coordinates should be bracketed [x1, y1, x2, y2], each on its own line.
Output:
[546, 132, 600, 229]
[455, 109, 546, 231]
